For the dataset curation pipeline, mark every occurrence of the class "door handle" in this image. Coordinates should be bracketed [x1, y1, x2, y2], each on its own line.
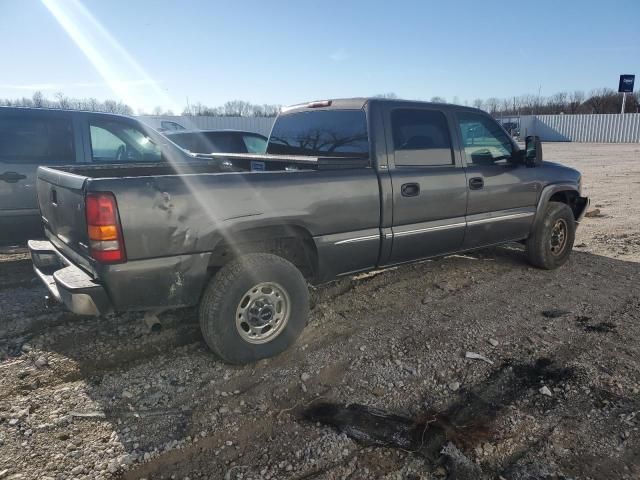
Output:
[469, 177, 484, 190]
[401, 182, 420, 197]
[0, 171, 27, 183]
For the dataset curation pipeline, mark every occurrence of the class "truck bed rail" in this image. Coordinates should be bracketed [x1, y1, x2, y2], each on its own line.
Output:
[192, 152, 370, 169]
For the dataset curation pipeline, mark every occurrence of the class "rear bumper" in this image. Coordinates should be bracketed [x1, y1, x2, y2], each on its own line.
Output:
[28, 240, 112, 316]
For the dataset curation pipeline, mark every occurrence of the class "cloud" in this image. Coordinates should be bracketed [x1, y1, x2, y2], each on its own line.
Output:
[329, 48, 349, 62]
[0, 80, 155, 91]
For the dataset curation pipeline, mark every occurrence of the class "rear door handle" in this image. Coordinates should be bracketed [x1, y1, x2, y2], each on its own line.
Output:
[401, 182, 420, 197]
[0, 171, 27, 183]
[469, 177, 484, 190]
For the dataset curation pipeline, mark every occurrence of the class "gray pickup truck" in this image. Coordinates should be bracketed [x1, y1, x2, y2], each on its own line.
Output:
[29, 98, 588, 364]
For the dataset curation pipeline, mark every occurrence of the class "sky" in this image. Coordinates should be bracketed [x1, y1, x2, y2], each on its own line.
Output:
[0, 0, 638, 113]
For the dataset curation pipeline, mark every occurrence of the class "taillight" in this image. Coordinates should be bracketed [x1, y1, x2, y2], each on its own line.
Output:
[86, 192, 126, 263]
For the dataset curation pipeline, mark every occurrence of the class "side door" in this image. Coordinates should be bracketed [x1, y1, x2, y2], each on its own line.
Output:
[454, 111, 539, 249]
[0, 110, 79, 239]
[384, 106, 468, 264]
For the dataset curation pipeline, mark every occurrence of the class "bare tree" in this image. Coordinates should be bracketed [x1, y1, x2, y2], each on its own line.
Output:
[568, 91, 584, 114]
[374, 93, 398, 99]
[430, 96, 446, 103]
[585, 88, 618, 113]
[32, 91, 45, 108]
[472, 99, 484, 110]
[546, 92, 568, 114]
[55, 92, 70, 109]
[500, 98, 511, 115]
[484, 97, 500, 114]
[221, 100, 253, 117]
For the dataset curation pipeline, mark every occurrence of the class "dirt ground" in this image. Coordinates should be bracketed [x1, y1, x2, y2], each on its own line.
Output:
[0, 142, 639, 480]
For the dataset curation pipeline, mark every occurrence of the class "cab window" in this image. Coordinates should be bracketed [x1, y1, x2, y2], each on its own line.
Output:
[456, 112, 513, 165]
[268, 110, 368, 158]
[391, 109, 454, 166]
[89, 121, 162, 162]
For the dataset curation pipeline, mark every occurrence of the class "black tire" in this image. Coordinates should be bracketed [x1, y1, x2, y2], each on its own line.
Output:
[525, 201, 576, 270]
[199, 253, 309, 364]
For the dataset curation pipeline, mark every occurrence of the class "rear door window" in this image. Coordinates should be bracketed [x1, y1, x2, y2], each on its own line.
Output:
[391, 109, 454, 166]
[0, 115, 75, 164]
[267, 110, 368, 157]
[89, 120, 162, 162]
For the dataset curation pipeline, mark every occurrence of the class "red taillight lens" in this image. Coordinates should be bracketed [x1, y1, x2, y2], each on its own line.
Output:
[86, 192, 126, 263]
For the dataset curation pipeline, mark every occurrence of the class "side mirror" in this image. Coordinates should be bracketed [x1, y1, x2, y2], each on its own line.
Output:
[525, 135, 543, 167]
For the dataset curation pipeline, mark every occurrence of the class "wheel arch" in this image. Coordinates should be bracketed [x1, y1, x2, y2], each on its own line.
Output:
[533, 183, 584, 228]
[207, 224, 319, 281]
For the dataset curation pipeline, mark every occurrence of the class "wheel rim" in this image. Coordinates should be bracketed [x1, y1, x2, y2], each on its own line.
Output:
[235, 282, 290, 344]
[549, 218, 568, 256]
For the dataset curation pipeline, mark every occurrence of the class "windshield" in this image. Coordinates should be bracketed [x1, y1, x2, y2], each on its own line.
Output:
[169, 131, 267, 154]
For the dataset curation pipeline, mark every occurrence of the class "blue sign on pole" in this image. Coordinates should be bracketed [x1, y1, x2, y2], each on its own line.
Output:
[618, 74, 635, 93]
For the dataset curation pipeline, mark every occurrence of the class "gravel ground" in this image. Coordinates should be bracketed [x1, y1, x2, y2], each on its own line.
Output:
[0, 143, 639, 480]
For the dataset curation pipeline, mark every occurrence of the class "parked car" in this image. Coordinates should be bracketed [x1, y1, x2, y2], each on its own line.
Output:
[0, 107, 194, 244]
[157, 120, 186, 132]
[139, 118, 187, 132]
[29, 98, 588, 364]
[500, 121, 520, 139]
[165, 130, 268, 154]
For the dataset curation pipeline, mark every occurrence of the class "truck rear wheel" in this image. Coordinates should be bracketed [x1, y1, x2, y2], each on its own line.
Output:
[199, 253, 309, 364]
[525, 201, 576, 270]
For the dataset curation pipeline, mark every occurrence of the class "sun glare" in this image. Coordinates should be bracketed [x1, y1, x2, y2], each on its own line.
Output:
[41, 0, 181, 113]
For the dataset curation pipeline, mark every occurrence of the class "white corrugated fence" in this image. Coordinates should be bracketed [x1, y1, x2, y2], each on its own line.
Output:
[520, 114, 640, 143]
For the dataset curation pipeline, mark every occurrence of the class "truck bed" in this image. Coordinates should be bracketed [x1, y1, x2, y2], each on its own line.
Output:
[36, 155, 381, 288]
[48, 153, 369, 180]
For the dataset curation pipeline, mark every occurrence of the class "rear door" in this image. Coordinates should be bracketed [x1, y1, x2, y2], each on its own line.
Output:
[0, 110, 79, 239]
[454, 111, 538, 249]
[385, 106, 468, 264]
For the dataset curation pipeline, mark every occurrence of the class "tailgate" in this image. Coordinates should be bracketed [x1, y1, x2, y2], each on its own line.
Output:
[36, 166, 92, 266]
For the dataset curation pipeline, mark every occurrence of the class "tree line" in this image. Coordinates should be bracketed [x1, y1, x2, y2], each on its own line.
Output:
[461, 88, 639, 116]
[181, 100, 281, 117]
[0, 92, 282, 117]
[0, 91, 134, 115]
[1, 88, 639, 117]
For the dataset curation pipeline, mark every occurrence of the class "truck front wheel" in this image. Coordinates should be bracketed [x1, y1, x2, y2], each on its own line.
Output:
[199, 253, 309, 364]
[525, 201, 576, 270]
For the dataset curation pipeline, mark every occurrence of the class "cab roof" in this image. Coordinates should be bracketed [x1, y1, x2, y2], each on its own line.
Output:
[280, 97, 483, 115]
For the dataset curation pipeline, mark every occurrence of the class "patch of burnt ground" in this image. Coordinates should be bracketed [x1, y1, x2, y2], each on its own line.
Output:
[303, 358, 574, 479]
